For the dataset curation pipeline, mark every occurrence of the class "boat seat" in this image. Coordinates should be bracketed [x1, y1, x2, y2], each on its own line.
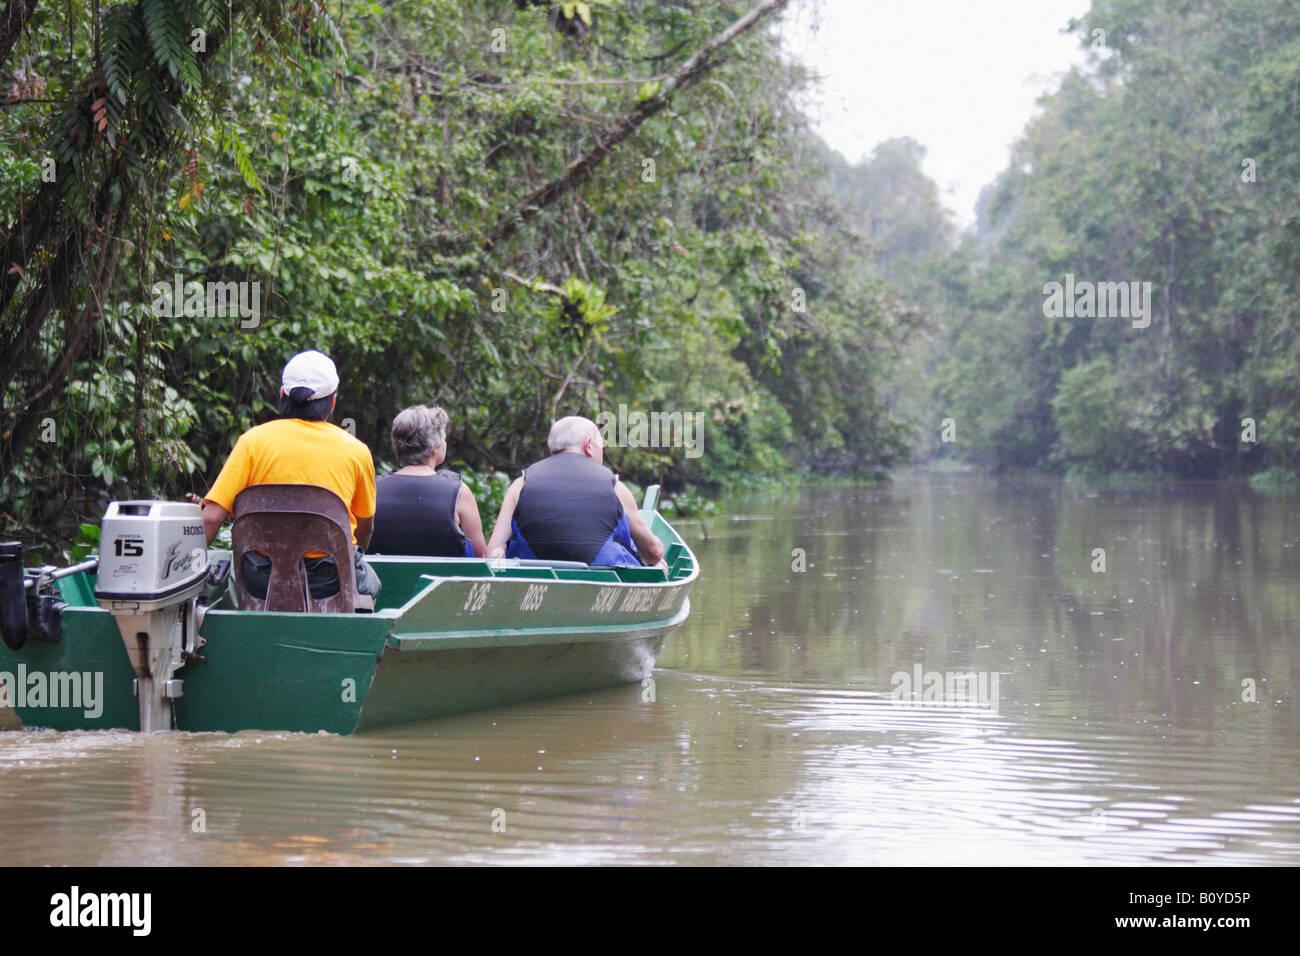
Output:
[230, 484, 374, 614]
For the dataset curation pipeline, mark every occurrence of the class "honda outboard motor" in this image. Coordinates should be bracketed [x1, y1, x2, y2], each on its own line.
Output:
[93, 501, 208, 732]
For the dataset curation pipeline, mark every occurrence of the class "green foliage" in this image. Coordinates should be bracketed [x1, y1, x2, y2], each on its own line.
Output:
[660, 492, 720, 518]
[922, 0, 1300, 477]
[3, 0, 919, 551]
[1051, 358, 1145, 471]
[65, 523, 100, 564]
[456, 466, 512, 523]
[1250, 467, 1300, 487]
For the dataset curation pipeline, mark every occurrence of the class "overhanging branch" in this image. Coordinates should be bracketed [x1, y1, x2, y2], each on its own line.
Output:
[444, 0, 792, 254]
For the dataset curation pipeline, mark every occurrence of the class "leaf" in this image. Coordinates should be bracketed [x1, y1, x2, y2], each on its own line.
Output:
[223, 127, 263, 192]
[101, 5, 141, 106]
[474, 322, 503, 368]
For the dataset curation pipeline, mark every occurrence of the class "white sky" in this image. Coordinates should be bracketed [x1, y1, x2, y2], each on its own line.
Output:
[782, 0, 1092, 229]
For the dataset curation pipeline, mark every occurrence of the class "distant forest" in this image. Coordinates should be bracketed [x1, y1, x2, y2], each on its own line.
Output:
[2, 0, 1298, 543]
[880, 0, 1300, 480]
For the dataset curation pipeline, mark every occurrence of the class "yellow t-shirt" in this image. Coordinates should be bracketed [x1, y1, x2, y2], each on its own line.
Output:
[205, 418, 376, 544]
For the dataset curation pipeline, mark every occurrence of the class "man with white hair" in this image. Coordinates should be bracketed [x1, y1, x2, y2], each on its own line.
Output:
[487, 416, 665, 568]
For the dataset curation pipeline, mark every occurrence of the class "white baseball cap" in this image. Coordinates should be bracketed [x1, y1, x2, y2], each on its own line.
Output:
[281, 350, 339, 400]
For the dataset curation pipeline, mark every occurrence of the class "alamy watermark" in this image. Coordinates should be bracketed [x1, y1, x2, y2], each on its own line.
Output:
[0, 664, 103, 718]
[1042, 273, 1153, 329]
[150, 273, 261, 329]
[596, 404, 705, 459]
[50, 886, 150, 936]
[889, 663, 1001, 714]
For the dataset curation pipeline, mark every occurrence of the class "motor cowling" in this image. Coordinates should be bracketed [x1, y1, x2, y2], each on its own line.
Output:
[94, 501, 208, 608]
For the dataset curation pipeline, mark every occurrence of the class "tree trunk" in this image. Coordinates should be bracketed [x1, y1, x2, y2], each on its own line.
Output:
[0, 0, 39, 70]
[0, 199, 129, 483]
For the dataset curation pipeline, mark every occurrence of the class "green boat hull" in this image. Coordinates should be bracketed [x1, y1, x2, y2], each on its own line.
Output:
[0, 511, 697, 735]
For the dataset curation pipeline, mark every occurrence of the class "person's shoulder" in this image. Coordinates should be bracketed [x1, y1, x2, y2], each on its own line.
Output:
[342, 438, 376, 483]
[342, 434, 375, 472]
[322, 422, 371, 455]
[237, 418, 285, 445]
[575, 453, 612, 474]
[248, 417, 318, 437]
[585, 457, 617, 482]
[338, 427, 369, 449]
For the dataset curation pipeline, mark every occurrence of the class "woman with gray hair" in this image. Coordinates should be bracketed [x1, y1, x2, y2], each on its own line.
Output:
[368, 405, 487, 557]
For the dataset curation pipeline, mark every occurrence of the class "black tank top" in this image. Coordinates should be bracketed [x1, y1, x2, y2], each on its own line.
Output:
[369, 471, 469, 556]
[514, 454, 624, 563]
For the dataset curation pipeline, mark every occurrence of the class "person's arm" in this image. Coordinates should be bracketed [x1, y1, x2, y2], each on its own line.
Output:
[486, 478, 524, 558]
[202, 500, 230, 546]
[201, 434, 251, 545]
[615, 482, 665, 567]
[352, 446, 378, 551]
[354, 514, 374, 551]
[457, 483, 488, 558]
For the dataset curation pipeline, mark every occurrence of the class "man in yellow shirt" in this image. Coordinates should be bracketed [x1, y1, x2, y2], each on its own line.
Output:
[202, 350, 381, 598]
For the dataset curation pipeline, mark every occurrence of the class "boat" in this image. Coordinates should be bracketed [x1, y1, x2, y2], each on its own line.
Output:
[0, 485, 697, 734]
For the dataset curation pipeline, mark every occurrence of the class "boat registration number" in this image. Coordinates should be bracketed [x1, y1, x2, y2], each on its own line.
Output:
[462, 582, 491, 613]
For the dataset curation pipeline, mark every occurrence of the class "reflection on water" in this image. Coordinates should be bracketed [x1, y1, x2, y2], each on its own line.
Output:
[1, 474, 1297, 864]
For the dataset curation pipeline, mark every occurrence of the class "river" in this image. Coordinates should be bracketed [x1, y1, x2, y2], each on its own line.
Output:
[1, 473, 1297, 864]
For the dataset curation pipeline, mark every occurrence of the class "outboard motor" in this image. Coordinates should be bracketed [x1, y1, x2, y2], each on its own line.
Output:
[93, 501, 208, 732]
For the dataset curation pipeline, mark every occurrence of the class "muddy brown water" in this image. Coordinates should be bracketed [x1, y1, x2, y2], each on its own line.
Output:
[1, 473, 1296, 864]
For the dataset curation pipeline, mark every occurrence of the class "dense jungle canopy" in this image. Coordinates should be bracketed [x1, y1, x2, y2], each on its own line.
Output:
[2, 0, 1299, 544]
